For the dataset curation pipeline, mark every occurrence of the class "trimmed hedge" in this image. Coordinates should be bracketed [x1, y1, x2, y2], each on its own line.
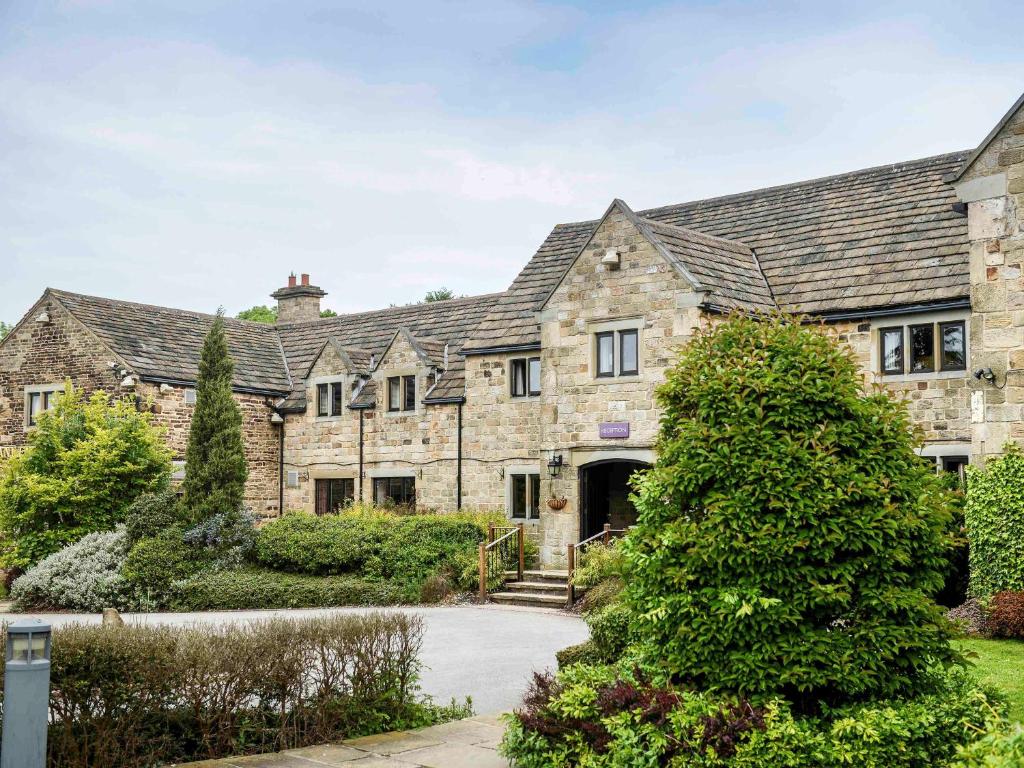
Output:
[0, 613, 468, 768]
[252, 511, 486, 596]
[172, 567, 406, 610]
[966, 446, 1024, 597]
[501, 662, 1003, 768]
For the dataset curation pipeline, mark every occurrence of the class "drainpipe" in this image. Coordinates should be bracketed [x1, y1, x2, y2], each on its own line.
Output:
[457, 402, 463, 509]
[358, 410, 365, 502]
[277, 417, 284, 516]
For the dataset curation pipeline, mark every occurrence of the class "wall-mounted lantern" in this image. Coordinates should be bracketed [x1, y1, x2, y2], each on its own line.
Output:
[547, 454, 564, 478]
[2, 619, 52, 768]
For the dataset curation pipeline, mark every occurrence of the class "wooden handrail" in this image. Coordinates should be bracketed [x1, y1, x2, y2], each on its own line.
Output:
[478, 522, 524, 601]
[566, 523, 629, 607]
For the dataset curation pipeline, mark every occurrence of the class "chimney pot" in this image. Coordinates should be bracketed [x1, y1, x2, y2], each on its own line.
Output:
[288, 273, 297, 288]
[301, 273, 310, 286]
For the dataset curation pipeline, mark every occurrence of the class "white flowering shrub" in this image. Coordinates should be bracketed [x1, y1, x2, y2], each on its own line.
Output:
[11, 527, 152, 612]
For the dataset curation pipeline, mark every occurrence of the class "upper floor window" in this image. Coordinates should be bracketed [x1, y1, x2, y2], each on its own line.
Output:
[510, 357, 541, 397]
[316, 381, 344, 417]
[879, 320, 965, 376]
[595, 329, 639, 378]
[25, 386, 60, 428]
[387, 375, 416, 412]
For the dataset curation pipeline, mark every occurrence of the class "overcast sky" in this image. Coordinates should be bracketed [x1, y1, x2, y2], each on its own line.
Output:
[1, 1, 1022, 323]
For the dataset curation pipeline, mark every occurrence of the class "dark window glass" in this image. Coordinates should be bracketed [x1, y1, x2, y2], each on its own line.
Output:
[315, 478, 354, 514]
[332, 382, 343, 415]
[530, 474, 541, 519]
[374, 476, 415, 508]
[880, 327, 904, 375]
[317, 383, 329, 416]
[387, 377, 400, 411]
[403, 375, 416, 411]
[596, 332, 614, 377]
[511, 474, 526, 518]
[620, 330, 638, 375]
[528, 357, 541, 396]
[941, 455, 969, 483]
[940, 321, 966, 371]
[510, 358, 527, 397]
[909, 324, 935, 373]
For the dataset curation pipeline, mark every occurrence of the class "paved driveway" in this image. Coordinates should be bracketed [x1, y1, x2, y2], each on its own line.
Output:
[29, 604, 588, 714]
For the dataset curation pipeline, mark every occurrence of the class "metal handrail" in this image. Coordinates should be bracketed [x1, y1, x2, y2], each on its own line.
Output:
[566, 524, 629, 607]
[478, 523, 525, 601]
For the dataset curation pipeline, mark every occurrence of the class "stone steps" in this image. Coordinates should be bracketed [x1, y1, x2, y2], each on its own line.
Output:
[492, 570, 571, 609]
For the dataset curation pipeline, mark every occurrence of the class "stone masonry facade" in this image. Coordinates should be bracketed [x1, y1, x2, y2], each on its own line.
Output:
[3, 91, 1024, 565]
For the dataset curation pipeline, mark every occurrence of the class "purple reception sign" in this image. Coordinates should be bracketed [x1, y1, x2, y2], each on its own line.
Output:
[599, 422, 630, 439]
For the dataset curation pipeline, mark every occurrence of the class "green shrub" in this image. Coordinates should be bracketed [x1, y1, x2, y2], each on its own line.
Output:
[0, 613, 467, 768]
[501, 662, 1003, 768]
[0, 386, 172, 569]
[571, 540, 625, 589]
[587, 601, 635, 663]
[122, 527, 206, 602]
[954, 725, 1024, 767]
[987, 591, 1024, 639]
[253, 511, 485, 595]
[624, 315, 959, 705]
[555, 640, 602, 670]
[966, 446, 1024, 598]
[123, 488, 184, 546]
[172, 567, 405, 610]
[579, 577, 624, 614]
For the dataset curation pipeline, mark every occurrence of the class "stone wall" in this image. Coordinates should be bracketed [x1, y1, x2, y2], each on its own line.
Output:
[954, 102, 1024, 461]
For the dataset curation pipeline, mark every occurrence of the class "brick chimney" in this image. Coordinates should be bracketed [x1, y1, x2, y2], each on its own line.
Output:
[271, 272, 327, 324]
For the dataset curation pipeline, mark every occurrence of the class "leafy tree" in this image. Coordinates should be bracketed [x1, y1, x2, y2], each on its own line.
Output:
[320, 308, 338, 318]
[181, 312, 248, 522]
[0, 385, 172, 569]
[0, 321, 10, 340]
[423, 288, 455, 303]
[624, 314, 959, 707]
[236, 305, 277, 323]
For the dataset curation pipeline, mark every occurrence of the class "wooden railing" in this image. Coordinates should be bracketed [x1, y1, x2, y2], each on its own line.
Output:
[566, 523, 628, 607]
[478, 523, 525, 601]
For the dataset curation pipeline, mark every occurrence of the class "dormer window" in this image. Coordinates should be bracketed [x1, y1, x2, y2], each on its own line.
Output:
[387, 375, 416, 412]
[316, 381, 344, 417]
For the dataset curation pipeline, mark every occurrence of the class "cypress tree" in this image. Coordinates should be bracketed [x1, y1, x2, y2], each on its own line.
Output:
[181, 311, 247, 522]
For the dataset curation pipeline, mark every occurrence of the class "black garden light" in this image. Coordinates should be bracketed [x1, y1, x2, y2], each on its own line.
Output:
[547, 454, 564, 478]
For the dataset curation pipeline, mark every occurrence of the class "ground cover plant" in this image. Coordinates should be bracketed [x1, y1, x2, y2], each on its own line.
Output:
[0, 385, 172, 570]
[0, 613, 470, 768]
[959, 638, 1024, 723]
[504, 314, 1004, 767]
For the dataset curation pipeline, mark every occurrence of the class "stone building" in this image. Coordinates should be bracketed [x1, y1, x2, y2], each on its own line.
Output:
[2, 91, 1024, 565]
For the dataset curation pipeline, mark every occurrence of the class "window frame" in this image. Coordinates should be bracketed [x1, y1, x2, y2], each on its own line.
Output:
[510, 357, 541, 398]
[879, 326, 904, 376]
[316, 380, 345, 417]
[939, 320, 967, 372]
[315, 477, 355, 515]
[24, 384, 61, 428]
[619, 330, 639, 376]
[908, 323, 936, 374]
[527, 357, 541, 396]
[387, 376, 401, 412]
[595, 332, 615, 378]
[508, 470, 541, 521]
[373, 476, 416, 508]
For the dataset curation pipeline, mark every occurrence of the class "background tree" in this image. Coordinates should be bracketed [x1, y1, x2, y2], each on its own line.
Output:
[236, 305, 277, 323]
[0, 321, 10, 339]
[181, 311, 247, 522]
[624, 314, 959, 707]
[423, 288, 455, 303]
[0, 385, 172, 569]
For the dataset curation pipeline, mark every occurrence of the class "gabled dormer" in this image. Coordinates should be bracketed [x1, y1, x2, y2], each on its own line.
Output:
[371, 327, 449, 414]
[305, 337, 373, 418]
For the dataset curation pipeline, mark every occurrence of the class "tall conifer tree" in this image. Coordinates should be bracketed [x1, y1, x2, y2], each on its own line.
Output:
[181, 311, 247, 521]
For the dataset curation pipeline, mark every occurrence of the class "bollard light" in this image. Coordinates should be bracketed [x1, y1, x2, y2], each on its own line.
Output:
[2, 619, 52, 768]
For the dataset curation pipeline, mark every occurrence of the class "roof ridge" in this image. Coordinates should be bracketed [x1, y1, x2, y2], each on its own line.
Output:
[274, 291, 506, 328]
[638, 215, 754, 252]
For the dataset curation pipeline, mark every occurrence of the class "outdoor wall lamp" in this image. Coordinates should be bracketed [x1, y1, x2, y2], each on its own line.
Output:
[973, 367, 1005, 389]
[547, 454, 564, 478]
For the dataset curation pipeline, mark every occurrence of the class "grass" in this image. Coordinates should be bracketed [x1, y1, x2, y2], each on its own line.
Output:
[958, 638, 1024, 723]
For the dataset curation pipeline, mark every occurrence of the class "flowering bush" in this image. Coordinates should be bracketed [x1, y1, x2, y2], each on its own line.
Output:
[11, 527, 151, 611]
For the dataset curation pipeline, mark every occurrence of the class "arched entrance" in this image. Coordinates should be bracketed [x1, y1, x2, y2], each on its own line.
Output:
[578, 459, 649, 541]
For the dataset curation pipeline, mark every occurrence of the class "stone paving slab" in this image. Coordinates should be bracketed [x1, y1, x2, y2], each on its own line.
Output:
[173, 715, 512, 767]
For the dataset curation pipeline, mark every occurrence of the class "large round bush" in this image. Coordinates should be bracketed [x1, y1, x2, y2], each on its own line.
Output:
[624, 315, 959, 705]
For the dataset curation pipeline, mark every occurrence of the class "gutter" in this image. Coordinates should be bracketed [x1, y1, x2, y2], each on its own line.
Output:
[139, 374, 290, 399]
[462, 342, 541, 357]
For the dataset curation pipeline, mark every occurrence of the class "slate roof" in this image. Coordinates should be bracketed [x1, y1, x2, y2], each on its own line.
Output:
[462, 151, 971, 352]
[49, 289, 292, 394]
